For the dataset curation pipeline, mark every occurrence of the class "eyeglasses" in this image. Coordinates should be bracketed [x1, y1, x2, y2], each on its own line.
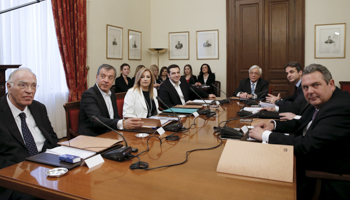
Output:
[14, 82, 39, 90]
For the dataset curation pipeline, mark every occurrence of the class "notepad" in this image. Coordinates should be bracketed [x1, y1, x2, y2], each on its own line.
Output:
[162, 108, 199, 114]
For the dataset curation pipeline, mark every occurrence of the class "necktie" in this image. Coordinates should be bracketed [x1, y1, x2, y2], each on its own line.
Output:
[19, 113, 38, 156]
[251, 83, 255, 94]
[312, 109, 319, 121]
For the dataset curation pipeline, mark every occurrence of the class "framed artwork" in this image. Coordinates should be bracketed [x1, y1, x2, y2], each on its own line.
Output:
[128, 29, 142, 60]
[315, 23, 346, 58]
[106, 24, 123, 59]
[169, 31, 189, 60]
[196, 29, 219, 60]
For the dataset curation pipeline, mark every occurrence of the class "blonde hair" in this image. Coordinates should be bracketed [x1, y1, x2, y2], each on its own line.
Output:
[150, 64, 159, 80]
[134, 65, 145, 77]
[132, 68, 155, 98]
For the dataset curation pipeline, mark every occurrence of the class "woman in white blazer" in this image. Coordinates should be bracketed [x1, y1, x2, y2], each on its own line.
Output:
[123, 68, 159, 118]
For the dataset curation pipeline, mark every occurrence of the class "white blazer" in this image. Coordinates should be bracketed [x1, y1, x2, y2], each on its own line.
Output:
[123, 87, 160, 118]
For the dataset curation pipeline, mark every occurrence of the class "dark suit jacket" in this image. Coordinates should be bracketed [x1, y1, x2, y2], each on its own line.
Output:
[0, 95, 58, 169]
[270, 88, 350, 199]
[115, 75, 133, 93]
[278, 85, 308, 115]
[197, 73, 215, 86]
[232, 78, 269, 97]
[78, 84, 121, 136]
[181, 75, 197, 85]
[158, 77, 209, 108]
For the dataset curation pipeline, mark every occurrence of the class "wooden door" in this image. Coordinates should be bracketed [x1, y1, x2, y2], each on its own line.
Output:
[226, 0, 305, 97]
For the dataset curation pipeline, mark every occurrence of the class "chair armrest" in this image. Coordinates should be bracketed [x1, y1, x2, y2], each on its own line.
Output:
[305, 170, 350, 181]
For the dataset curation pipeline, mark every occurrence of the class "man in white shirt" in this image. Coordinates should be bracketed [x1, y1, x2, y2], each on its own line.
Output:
[78, 64, 143, 136]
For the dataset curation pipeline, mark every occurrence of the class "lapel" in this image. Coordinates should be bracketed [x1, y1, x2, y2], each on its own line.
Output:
[92, 85, 110, 117]
[166, 79, 182, 103]
[138, 89, 148, 110]
[28, 102, 52, 145]
[179, 79, 189, 101]
[0, 96, 26, 148]
[246, 79, 252, 93]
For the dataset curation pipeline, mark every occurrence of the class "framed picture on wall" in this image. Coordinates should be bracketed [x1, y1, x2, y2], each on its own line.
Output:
[106, 24, 123, 59]
[315, 23, 346, 58]
[169, 31, 189, 60]
[196, 29, 219, 60]
[128, 29, 142, 60]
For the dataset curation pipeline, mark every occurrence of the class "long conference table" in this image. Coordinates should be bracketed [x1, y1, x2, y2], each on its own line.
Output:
[0, 100, 296, 200]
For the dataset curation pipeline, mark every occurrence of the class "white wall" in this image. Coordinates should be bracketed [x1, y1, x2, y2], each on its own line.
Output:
[87, 0, 151, 86]
[150, 0, 227, 92]
[305, 0, 350, 86]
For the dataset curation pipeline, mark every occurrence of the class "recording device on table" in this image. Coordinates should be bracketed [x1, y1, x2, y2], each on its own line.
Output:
[156, 96, 184, 132]
[237, 109, 281, 119]
[214, 126, 243, 140]
[92, 116, 134, 162]
[190, 87, 216, 117]
[211, 83, 230, 104]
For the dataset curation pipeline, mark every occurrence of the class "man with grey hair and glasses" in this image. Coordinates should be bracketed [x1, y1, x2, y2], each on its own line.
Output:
[249, 64, 350, 199]
[232, 65, 269, 99]
[0, 68, 59, 199]
[78, 64, 143, 136]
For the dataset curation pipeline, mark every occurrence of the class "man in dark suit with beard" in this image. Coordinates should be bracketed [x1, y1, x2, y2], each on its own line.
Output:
[0, 68, 59, 200]
[249, 64, 350, 199]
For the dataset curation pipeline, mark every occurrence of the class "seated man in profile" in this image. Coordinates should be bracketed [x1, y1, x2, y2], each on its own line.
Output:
[78, 64, 143, 136]
[232, 65, 269, 99]
[0, 68, 59, 199]
[249, 64, 350, 199]
[158, 64, 215, 108]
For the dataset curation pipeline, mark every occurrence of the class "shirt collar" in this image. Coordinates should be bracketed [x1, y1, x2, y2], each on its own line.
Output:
[169, 79, 181, 87]
[296, 79, 302, 87]
[96, 83, 111, 97]
[7, 94, 29, 118]
[250, 79, 259, 85]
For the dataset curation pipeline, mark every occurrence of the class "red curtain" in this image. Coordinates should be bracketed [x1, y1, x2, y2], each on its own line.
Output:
[51, 0, 87, 102]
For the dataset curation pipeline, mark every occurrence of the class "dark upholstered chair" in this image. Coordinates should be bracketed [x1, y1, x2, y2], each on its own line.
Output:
[213, 81, 221, 97]
[63, 101, 80, 140]
[339, 81, 350, 93]
[116, 92, 126, 118]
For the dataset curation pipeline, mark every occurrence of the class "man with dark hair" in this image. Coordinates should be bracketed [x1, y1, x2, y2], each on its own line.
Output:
[78, 64, 143, 136]
[249, 64, 350, 199]
[0, 68, 59, 199]
[158, 64, 215, 108]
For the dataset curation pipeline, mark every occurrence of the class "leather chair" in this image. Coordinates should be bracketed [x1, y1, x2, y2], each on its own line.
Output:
[63, 101, 80, 140]
[268, 84, 275, 94]
[339, 81, 350, 93]
[213, 81, 221, 97]
[116, 92, 126, 118]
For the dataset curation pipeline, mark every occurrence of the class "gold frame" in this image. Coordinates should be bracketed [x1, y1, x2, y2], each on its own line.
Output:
[314, 23, 346, 59]
[196, 29, 219, 60]
[106, 24, 123, 59]
[168, 31, 190, 60]
[128, 29, 142, 60]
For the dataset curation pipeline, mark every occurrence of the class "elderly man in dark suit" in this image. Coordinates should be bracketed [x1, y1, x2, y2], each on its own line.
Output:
[0, 68, 59, 199]
[249, 64, 350, 199]
[158, 64, 215, 108]
[78, 64, 143, 136]
[232, 65, 269, 99]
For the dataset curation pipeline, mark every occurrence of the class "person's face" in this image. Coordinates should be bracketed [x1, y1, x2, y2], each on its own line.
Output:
[96, 68, 115, 93]
[202, 65, 208, 74]
[153, 68, 159, 76]
[168, 67, 181, 84]
[162, 69, 167, 76]
[249, 68, 261, 82]
[285, 66, 302, 83]
[121, 66, 130, 76]
[7, 70, 37, 111]
[184, 66, 191, 75]
[140, 71, 151, 89]
[301, 71, 335, 109]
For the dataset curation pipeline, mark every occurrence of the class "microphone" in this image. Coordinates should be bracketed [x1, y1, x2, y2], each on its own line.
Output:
[156, 96, 183, 132]
[211, 83, 230, 104]
[253, 88, 269, 100]
[92, 116, 128, 147]
[190, 87, 216, 116]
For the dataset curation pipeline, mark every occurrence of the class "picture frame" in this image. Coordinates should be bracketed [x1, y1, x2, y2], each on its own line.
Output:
[128, 29, 142, 60]
[315, 23, 346, 58]
[168, 31, 189, 60]
[196, 29, 219, 60]
[106, 24, 123, 59]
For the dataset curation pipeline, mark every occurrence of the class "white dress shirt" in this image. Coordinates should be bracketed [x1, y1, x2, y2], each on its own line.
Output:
[169, 79, 186, 105]
[7, 94, 46, 152]
[236, 80, 259, 97]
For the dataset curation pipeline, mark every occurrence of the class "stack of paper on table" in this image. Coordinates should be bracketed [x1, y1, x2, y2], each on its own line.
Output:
[217, 140, 294, 182]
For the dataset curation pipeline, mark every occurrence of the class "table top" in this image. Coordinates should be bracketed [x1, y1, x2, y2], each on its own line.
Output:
[0, 100, 296, 200]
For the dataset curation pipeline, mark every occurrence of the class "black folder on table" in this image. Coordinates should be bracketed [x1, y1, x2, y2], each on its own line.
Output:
[26, 153, 83, 170]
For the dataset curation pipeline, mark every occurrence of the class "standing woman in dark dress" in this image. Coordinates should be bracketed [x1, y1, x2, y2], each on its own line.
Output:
[181, 64, 197, 85]
[115, 63, 133, 93]
[196, 63, 215, 94]
[157, 66, 168, 84]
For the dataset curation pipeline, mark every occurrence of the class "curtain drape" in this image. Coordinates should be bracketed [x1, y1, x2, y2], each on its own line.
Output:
[51, 0, 87, 102]
[0, 0, 69, 139]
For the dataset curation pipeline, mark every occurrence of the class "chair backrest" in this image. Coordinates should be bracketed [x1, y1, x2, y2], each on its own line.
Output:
[116, 92, 127, 118]
[63, 101, 80, 140]
[339, 81, 350, 93]
[268, 84, 276, 94]
[213, 81, 221, 97]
